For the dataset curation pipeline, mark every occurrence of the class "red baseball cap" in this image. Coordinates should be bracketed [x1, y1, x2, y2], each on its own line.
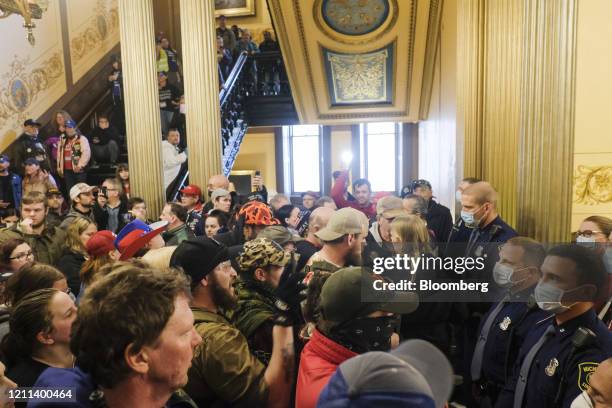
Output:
[86, 231, 117, 257]
[115, 220, 168, 260]
[180, 184, 202, 197]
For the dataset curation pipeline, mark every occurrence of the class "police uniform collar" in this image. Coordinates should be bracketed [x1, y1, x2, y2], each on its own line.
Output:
[553, 308, 596, 338]
[508, 284, 536, 301]
[478, 215, 503, 232]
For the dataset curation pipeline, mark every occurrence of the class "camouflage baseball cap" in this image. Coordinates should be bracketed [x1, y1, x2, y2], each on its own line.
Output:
[237, 237, 290, 272]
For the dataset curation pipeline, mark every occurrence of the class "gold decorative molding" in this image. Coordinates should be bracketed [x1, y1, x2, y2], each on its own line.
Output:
[312, 0, 399, 45]
[573, 165, 612, 205]
[419, 0, 443, 120]
[70, 0, 119, 64]
[0, 52, 64, 128]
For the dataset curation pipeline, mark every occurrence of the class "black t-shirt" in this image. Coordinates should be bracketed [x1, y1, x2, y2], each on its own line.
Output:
[0, 174, 13, 206]
[7, 358, 50, 388]
[158, 84, 180, 111]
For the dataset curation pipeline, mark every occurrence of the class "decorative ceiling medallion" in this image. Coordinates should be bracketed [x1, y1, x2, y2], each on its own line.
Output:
[323, 44, 394, 106]
[313, 0, 398, 44]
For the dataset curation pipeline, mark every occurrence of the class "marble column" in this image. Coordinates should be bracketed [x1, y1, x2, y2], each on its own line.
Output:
[118, 0, 165, 217]
[180, 0, 222, 200]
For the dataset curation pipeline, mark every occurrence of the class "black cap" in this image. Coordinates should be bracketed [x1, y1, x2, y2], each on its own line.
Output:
[23, 119, 41, 127]
[170, 237, 230, 283]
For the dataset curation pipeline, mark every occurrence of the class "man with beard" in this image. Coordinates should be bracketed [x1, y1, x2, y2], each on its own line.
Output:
[305, 207, 369, 279]
[171, 237, 297, 408]
[330, 170, 376, 219]
[0, 191, 65, 265]
[233, 238, 295, 365]
[295, 266, 418, 408]
[59, 183, 97, 230]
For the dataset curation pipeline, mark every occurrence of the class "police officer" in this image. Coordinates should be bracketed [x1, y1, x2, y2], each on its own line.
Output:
[471, 237, 550, 405]
[11, 119, 51, 176]
[495, 244, 612, 408]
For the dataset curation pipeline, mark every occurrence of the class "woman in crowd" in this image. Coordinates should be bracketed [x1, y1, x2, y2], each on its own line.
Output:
[390, 215, 453, 354]
[276, 204, 300, 234]
[4, 263, 68, 307]
[57, 218, 97, 296]
[0, 239, 34, 275]
[79, 230, 119, 302]
[2, 288, 76, 388]
[204, 209, 229, 238]
[576, 215, 611, 254]
[45, 110, 73, 172]
[115, 163, 130, 199]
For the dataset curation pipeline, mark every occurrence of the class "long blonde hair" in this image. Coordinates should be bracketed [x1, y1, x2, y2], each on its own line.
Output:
[64, 218, 95, 256]
[390, 215, 432, 256]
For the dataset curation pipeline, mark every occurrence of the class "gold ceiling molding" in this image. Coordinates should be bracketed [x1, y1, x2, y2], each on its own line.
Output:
[312, 0, 399, 45]
[267, 0, 441, 124]
[0, 52, 63, 129]
[418, 0, 442, 120]
[70, 0, 119, 64]
[573, 165, 612, 205]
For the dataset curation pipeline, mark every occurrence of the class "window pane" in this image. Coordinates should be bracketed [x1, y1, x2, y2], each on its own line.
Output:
[366, 132, 395, 191]
[292, 124, 320, 136]
[366, 122, 395, 135]
[292, 135, 320, 192]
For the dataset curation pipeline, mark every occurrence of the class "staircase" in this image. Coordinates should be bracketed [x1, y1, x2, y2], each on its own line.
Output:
[168, 49, 298, 200]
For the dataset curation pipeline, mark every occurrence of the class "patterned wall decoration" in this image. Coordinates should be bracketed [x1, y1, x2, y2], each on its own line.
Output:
[0, 0, 66, 152]
[573, 165, 612, 205]
[321, 0, 390, 36]
[67, 0, 119, 82]
[323, 44, 393, 105]
[0, 53, 64, 130]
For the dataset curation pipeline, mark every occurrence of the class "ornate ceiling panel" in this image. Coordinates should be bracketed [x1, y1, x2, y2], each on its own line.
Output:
[268, 0, 442, 124]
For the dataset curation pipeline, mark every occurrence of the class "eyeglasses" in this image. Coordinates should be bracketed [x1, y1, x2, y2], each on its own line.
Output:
[10, 250, 34, 261]
[576, 230, 604, 238]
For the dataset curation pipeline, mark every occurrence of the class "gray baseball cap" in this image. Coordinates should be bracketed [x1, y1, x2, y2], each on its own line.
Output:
[317, 339, 454, 408]
[315, 207, 368, 241]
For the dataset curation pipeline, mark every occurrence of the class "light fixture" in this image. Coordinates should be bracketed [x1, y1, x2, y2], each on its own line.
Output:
[0, 0, 48, 46]
[341, 151, 353, 166]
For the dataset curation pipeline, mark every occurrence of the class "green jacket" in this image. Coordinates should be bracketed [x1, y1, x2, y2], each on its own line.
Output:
[163, 224, 195, 247]
[185, 307, 268, 408]
[0, 223, 66, 265]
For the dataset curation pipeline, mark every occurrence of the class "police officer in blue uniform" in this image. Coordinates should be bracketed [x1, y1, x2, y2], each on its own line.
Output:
[445, 181, 518, 406]
[496, 244, 612, 408]
[471, 237, 550, 406]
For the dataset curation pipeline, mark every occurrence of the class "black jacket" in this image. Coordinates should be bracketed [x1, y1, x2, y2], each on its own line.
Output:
[90, 126, 120, 146]
[56, 250, 86, 296]
[426, 199, 453, 243]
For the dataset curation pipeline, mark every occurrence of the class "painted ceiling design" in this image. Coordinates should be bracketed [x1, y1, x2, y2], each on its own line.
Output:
[268, 0, 443, 124]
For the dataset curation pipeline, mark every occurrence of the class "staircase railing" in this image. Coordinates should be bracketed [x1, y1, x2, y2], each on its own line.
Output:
[168, 51, 250, 201]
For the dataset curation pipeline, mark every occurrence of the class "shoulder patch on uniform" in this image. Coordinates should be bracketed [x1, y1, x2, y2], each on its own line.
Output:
[578, 362, 598, 392]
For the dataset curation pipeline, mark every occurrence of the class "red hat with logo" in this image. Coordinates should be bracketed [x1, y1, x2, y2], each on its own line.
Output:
[115, 220, 168, 260]
[180, 184, 202, 197]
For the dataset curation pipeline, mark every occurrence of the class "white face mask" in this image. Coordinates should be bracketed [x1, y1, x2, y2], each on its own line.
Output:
[576, 235, 597, 249]
[535, 281, 580, 314]
[493, 262, 529, 288]
[570, 390, 594, 408]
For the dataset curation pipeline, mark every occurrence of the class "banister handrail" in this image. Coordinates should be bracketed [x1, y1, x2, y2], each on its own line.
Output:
[220, 51, 249, 107]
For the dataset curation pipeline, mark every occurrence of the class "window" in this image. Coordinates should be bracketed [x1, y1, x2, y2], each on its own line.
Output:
[283, 125, 321, 193]
[360, 122, 400, 192]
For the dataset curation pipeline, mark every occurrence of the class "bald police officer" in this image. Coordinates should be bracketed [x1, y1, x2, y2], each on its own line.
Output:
[495, 244, 612, 408]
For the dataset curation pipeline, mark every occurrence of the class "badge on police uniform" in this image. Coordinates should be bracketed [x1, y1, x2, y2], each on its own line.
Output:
[499, 316, 511, 331]
[474, 246, 484, 257]
[545, 358, 559, 376]
[577, 362, 598, 391]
